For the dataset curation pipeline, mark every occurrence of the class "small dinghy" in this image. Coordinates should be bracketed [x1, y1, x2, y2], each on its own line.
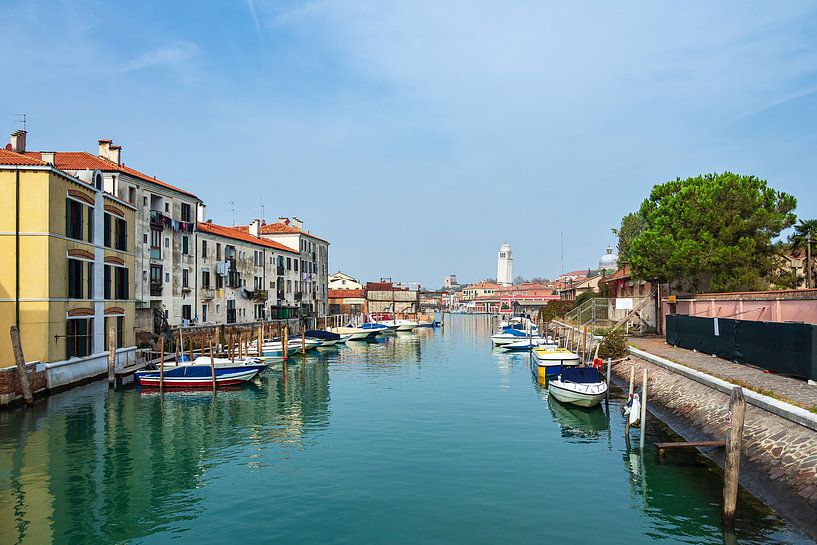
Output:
[548, 367, 608, 408]
[136, 364, 265, 388]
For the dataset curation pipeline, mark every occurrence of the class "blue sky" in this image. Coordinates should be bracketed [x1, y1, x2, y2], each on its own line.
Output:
[2, 1, 816, 288]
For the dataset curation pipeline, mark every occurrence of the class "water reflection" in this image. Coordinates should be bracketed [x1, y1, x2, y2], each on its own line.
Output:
[547, 397, 609, 442]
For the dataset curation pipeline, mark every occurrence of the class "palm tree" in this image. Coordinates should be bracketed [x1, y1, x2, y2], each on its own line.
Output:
[790, 219, 817, 288]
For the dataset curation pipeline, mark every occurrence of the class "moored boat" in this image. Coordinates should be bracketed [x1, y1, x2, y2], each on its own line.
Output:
[328, 326, 380, 340]
[547, 367, 608, 408]
[532, 347, 581, 382]
[136, 364, 264, 388]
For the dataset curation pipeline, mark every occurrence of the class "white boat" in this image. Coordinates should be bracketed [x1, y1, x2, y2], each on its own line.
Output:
[548, 367, 608, 408]
[163, 355, 266, 368]
[501, 339, 557, 351]
[532, 347, 581, 382]
[395, 319, 418, 331]
[328, 326, 380, 340]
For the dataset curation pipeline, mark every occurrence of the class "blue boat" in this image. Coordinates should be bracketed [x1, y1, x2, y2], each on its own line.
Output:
[136, 363, 266, 388]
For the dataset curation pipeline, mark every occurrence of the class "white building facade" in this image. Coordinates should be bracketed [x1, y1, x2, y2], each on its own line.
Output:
[497, 243, 513, 286]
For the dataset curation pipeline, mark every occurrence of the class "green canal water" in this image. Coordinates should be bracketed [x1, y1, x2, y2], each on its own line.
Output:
[1, 316, 812, 545]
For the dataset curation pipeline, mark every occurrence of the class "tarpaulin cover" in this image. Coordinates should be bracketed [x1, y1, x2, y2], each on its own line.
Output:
[665, 314, 817, 380]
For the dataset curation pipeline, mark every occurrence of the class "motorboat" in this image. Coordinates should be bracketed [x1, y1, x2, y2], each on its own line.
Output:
[305, 329, 345, 347]
[491, 327, 537, 346]
[548, 367, 608, 408]
[501, 339, 557, 351]
[163, 355, 266, 368]
[532, 347, 581, 382]
[136, 364, 265, 388]
[360, 322, 390, 334]
[328, 326, 380, 340]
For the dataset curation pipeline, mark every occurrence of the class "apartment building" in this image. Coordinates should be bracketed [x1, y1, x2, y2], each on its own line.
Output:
[197, 220, 301, 324]
[236, 217, 329, 317]
[0, 135, 136, 390]
[22, 139, 203, 335]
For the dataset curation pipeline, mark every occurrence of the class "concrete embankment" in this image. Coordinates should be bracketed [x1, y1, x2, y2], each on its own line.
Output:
[612, 353, 817, 540]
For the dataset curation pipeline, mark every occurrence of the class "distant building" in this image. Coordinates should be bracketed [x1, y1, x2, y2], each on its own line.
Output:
[444, 274, 458, 288]
[497, 243, 513, 286]
[599, 245, 618, 274]
[329, 271, 363, 290]
[462, 281, 502, 301]
[365, 281, 419, 315]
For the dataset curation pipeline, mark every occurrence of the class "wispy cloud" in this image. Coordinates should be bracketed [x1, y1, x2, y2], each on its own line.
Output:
[119, 41, 199, 73]
[245, 0, 262, 37]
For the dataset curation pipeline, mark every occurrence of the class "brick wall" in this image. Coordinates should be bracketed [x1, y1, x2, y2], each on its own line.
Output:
[0, 363, 48, 407]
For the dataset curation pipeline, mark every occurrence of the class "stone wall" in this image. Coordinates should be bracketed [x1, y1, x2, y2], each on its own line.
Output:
[612, 355, 817, 539]
[0, 362, 47, 407]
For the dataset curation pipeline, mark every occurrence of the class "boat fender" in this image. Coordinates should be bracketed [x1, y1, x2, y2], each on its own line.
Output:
[592, 358, 604, 371]
[628, 393, 641, 428]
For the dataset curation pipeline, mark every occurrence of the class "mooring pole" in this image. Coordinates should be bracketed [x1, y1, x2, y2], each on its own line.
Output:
[722, 387, 746, 526]
[639, 368, 648, 450]
[628, 364, 635, 399]
[107, 327, 117, 388]
[283, 324, 289, 362]
[209, 338, 216, 391]
[9, 325, 33, 406]
[159, 336, 165, 391]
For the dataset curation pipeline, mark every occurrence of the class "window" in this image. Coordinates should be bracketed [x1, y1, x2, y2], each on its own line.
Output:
[150, 228, 161, 259]
[202, 240, 208, 258]
[104, 265, 111, 299]
[202, 270, 210, 289]
[182, 304, 192, 321]
[165, 202, 170, 213]
[143, 196, 148, 207]
[114, 267, 128, 299]
[181, 203, 192, 222]
[67, 318, 93, 358]
[68, 259, 83, 298]
[66, 198, 84, 240]
[287, 279, 292, 293]
[294, 260, 298, 272]
[128, 187, 136, 204]
[182, 269, 189, 288]
[87, 207, 94, 243]
[182, 235, 189, 255]
[202, 304, 208, 322]
[165, 237, 169, 248]
[87, 263, 94, 299]
[104, 214, 112, 247]
[287, 257, 291, 270]
[216, 243, 221, 260]
[115, 218, 127, 251]
[215, 273, 223, 289]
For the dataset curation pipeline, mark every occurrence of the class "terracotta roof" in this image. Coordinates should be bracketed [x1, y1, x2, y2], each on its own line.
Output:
[23, 151, 198, 198]
[328, 289, 365, 298]
[464, 282, 502, 290]
[233, 221, 328, 242]
[0, 149, 47, 166]
[197, 222, 298, 253]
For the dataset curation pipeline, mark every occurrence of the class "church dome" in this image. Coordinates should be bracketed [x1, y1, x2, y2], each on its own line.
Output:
[599, 245, 618, 272]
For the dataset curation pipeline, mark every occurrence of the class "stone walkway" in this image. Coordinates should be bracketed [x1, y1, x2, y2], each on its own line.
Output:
[629, 336, 817, 410]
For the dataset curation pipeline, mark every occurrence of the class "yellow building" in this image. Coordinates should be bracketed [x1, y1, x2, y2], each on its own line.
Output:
[0, 138, 137, 392]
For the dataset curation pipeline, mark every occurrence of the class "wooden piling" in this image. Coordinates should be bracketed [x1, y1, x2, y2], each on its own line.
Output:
[107, 327, 116, 387]
[722, 387, 746, 526]
[209, 338, 216, 391]
[188, 337, 194, 364]
[258, 326, 263, 358]
[301, 323, 306, 355]
[283, 324, 289, 362]
[639, 368, 648, 450]
[9, 325, 33, 406]
[159, 336, 165, 391]
[628, 363, 635, 399]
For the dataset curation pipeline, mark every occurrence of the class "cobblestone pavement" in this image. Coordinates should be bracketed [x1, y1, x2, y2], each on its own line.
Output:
[629, 336, 817, 409]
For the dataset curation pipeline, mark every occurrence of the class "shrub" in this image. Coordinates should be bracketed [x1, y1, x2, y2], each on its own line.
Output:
[597, 328, 628, 360]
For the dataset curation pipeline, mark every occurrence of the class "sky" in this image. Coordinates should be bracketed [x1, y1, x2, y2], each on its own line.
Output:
[2, 1, 816, 288]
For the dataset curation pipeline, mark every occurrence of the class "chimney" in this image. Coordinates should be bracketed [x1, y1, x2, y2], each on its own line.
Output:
[250, 219, 261, 237]
[197, 202, 207, 223]
[98, 139, 121, 164]
[10, 130, 26, 153]
[277, 216, 290, 225]
[290, 216, 303, 229]
[40, 152, 56, 165]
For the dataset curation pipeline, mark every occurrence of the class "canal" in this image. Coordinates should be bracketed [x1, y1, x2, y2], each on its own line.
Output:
[1, 315, 812, 544]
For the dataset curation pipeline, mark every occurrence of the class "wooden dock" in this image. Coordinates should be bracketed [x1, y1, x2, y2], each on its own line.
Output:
[655, 440, 726, 458]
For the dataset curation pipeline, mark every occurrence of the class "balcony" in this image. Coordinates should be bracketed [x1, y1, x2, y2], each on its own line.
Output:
[150, 282, 162, 297]
[226, 309, 236, 324]
[149, 210, 166, 228]
[201, 288, 215, 300]
[254, 290, 268, 301]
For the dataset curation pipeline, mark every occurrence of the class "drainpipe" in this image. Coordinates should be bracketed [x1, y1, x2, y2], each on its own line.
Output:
[15, 167, 20, 329]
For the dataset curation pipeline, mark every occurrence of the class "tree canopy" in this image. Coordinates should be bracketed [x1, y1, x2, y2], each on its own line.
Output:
[789, 218, 817, 288]
[627, 173, 796, 293]
[612, 212, 645, 265]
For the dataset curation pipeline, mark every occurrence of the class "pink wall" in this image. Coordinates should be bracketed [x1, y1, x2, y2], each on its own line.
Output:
[661, 290, 817, 332]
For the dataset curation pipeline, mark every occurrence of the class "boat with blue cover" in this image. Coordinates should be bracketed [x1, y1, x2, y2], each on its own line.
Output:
[136, 363, 266, 388]
[532, 347, 581, 382]
[547, 367, 608, 408]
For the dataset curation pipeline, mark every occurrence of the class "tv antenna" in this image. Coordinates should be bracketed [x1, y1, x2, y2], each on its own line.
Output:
[227, 200, 236, 226]
[255, 197, 265, 223]
[13, 113, 26, 131]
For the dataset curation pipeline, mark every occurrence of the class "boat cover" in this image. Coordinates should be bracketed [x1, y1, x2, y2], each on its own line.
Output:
[500, 327, 529, 337]
[305, 329, 341, 340]
[560, 367, 603, 383]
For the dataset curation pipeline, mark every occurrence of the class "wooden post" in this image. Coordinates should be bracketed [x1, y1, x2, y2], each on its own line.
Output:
[107, 327, 116, 387]
[9, 326, 34, 406]
[209, 338, 216, 391]
[159, 336, 165, 390]
[582, 325, 588, 362]
[639, 368, 648, 450]
[628, 363, 635, 399]
[283, 324, 289, 362]
[228, 333, 234, 362]
[257, 326, 263, 358]
[301, 321, 306, 355]
[722, 387, 746, 526]
[175, 333, 180, 364]
[188, 336, 193, 363]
